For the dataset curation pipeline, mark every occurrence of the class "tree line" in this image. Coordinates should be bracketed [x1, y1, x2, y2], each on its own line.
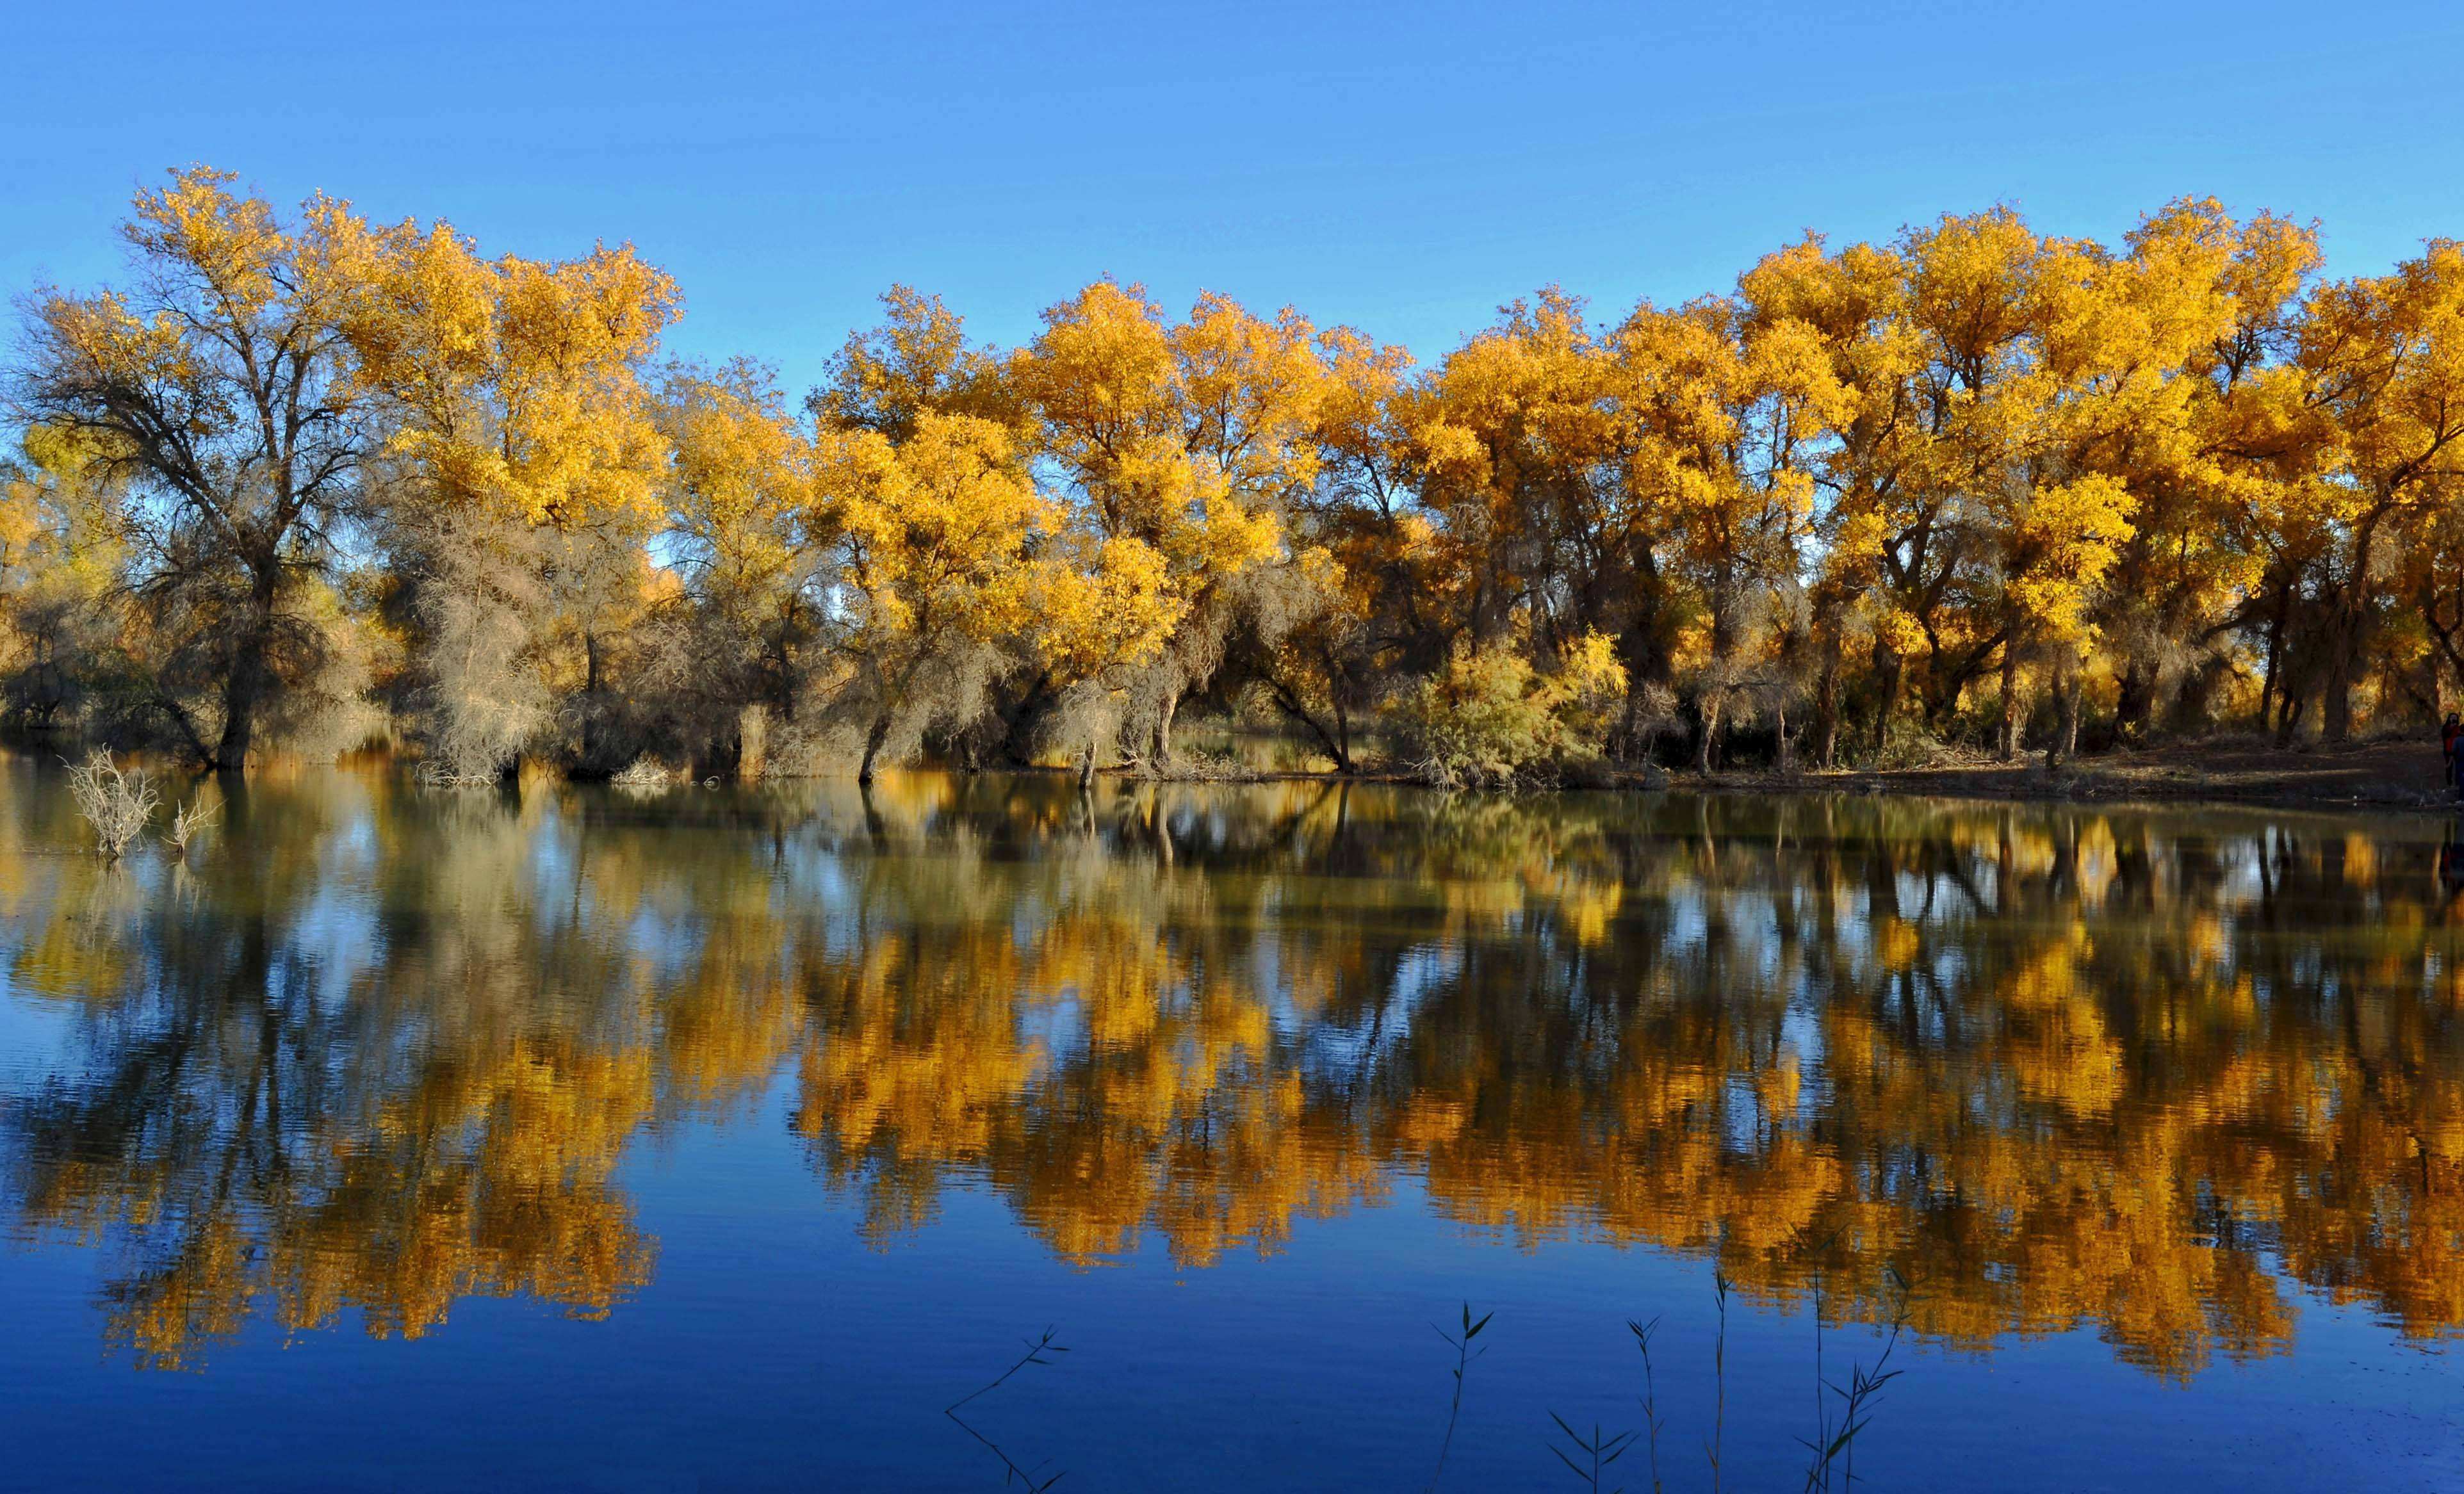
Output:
[7, 167, 2463, 781]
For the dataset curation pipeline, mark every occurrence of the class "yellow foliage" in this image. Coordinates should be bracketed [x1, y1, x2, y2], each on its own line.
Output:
[661, 358, 811, 594]
[820, 412, 1048, 658]
[324, 210, 680, 533]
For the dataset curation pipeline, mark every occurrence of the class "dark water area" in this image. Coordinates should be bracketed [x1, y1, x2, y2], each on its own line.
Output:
[0, 765, 2458, 1490]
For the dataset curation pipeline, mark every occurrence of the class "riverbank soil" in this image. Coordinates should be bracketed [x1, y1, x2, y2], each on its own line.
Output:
[1699, 736, 2460, 813]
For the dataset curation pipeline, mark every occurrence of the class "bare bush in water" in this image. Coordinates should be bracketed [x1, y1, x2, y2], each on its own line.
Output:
[610, 757, 676, 790]
[165, 791, 218, 857]
[65, 749, 157, 857]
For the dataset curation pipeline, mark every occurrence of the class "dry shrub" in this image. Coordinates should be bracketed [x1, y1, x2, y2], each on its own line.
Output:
[427, 603, 548, 779]
[1143, 751, 1254, 783]
[610, 758, 675, 790]
[1042, 679, 1126, 781]
[167, 791, 218, 857]
[392, 507, 552, 781]
[1872, 720, 1961, 770]
[65, 749, 157, 857]
[810, 638, 1008, 779]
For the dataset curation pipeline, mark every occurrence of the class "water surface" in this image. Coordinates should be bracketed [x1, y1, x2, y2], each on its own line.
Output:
[1, 767, 2458, 1490]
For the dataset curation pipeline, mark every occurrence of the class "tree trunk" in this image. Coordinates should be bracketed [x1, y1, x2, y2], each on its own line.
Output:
[1693, 690, 1724, 772]
[1870, 645, 1904, 761]
[213, 567, 281, 771]
[997, 670, 1054, 767]
[215, 667, 259, 772]
[2114, 656, 2155, 744]
[1153, 687, 1179, 767]
[580, 628, 605, 767]
[1269, 681, 1352, 774]
[770, 597, 801, 719]
[2323, 520, 2381, 743]
[2046, 657, 2083, 769]
[1997, 642, 2020, 761]
[2255, 581, 2289, 731]
[1613, 601, 1669, 763]
[2322, 623, 2358, 743]
[857, 712, 890, 786]
[738, 704, 769, 781]
[1813, 647, 1840, 770]
[1617, 679, 1650, 765]
[1077, 739, 1097, 792]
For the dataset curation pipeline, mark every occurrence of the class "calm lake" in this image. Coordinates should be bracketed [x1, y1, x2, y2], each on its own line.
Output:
[0, 765, 2458, 1490]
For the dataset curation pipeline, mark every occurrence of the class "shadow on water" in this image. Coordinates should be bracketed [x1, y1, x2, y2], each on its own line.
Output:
[0, 762, 2459, 1386]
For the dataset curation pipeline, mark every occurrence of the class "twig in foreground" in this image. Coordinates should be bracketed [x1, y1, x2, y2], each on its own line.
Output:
[946, 1326, 1070, 1490]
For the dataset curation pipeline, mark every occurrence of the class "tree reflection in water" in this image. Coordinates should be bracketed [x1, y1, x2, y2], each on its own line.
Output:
[3, 766, 2458, 1377]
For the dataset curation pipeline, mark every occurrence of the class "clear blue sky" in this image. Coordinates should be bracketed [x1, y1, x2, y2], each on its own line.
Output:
[8, 1, 2464, 397]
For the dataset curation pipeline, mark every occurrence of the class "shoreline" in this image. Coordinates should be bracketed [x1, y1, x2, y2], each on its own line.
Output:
[31, 741, 2456, 819]
[1676, 761, 2456, 816]
[1123, 736, 2461, 817]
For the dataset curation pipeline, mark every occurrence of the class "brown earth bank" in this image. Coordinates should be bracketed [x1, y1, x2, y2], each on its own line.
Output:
[1674, 736, 2461, 815]
[1159, 734, 2462, 815]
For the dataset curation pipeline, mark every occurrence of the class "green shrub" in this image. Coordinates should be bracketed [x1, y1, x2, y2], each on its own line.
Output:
[1399, 631, 1626, 788]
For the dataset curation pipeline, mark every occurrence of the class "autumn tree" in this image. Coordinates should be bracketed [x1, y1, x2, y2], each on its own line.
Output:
[2297, 241, 2464, 740]
[1733, 234, 1908, 765]
[809, 412, 1048, 783]
[8, 168, 371, 767]
[655, 357, 817, 768]
[15, 169, 2464, 770]
[1868, 210, 2043, 743]
[1612, 298, 1841, 767]
[1023, 524, 1182, 786]
[2090, 200, 2319, 740]
[1262, 326, 1424, 771]
[1015, 281, 1332, 765]
[1408, 288, 1691, 767]
[323, 210, 679, 776]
